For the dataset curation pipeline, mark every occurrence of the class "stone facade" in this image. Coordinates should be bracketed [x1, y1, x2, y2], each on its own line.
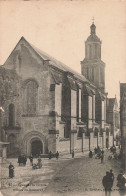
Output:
[0, 23, 114, 157]
[106, 97, 120, 146]
[120, 83, 126, 171]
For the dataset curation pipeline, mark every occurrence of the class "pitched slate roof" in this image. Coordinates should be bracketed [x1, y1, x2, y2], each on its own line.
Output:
[30, 42, 90, 84]
[3, 36, 96, 88]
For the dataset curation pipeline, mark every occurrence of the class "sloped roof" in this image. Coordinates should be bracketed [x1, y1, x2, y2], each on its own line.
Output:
[3, 36, 97, 88]
[86, 34, 101, 43]
[30, 42, 90, 84]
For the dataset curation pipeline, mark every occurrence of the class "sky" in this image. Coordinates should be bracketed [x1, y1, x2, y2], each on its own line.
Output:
[0, 0, 126, 102]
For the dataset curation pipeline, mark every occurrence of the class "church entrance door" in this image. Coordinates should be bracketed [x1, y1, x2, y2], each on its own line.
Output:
[31, 140, 43, 156]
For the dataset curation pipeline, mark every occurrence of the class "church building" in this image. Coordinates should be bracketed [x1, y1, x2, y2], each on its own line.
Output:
[0, 23, 113, 157]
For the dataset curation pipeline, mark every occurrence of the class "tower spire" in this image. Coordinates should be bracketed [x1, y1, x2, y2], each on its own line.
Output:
[92, 17, 94, 24]
[90, 18, 96, 35]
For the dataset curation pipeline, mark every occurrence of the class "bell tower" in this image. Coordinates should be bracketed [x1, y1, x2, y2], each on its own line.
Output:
[81, 21, 105, 92]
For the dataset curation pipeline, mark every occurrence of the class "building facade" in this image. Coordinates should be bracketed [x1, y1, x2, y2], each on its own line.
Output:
[120, 83, 126, 171]
[106, 97, 120, 146]
[0, 23, 113, 157]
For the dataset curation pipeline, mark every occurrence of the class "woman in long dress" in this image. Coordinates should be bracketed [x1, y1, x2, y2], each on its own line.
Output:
[9, 162, 14, 178]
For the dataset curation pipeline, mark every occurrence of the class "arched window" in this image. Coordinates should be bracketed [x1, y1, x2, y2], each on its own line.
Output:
[9, 104, 15, 127]
[24, 80, 38, 115]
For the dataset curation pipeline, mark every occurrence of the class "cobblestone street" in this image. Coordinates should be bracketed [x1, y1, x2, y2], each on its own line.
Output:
[0, 149, 122, 196]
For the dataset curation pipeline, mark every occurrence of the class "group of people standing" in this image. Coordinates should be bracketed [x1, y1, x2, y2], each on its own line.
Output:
[102, 169, 126, 196]
[89, 146, 104, 163]
[48, 151, 59, 160]
[18, 155, 27, 166]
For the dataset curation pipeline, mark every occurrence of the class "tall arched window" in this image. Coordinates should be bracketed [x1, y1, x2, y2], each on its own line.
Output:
[24, 80, 38, 115]
[9, 104, 15, 127]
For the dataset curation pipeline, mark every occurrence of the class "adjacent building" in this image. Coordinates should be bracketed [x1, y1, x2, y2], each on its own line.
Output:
[106, 97, 120, 146]
[120, 83, 126, 171]
[0, 23, 114, 157]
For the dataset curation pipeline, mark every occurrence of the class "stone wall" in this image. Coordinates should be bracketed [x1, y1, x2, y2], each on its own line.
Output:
[58, 139, 70, 153]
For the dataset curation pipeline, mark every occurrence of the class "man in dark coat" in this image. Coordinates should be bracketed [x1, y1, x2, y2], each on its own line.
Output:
[22, 155, 27, 166]
[101, 149, 104, 155]
[9, 163, 14, 178]
[102, 171, 113, 196]
[49, 151, 52, 159]
[29, 154, 33, 166]
[18, 155, 21, 166]
[101, 153, 104, 163]
[72, 150, 74, 158]
[109, 169, 114, 185]
[89, 150, 93, 158]
[56, 151, 59, 160]
[117, 170, 126, 195]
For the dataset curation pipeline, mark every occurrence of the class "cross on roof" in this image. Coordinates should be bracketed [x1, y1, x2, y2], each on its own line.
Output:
[92, 17, 94, 24]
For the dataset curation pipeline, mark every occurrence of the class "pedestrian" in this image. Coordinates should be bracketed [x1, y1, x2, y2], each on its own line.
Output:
[22, 155, 27, 166]
[37, 156, 42, 168]
[56, 151, 59, 160]
[49, 151, 52, 159]
[94, 147, 97, 154]
[19, 155, 23, 166]
[101, 149, 104, 155]
[29, 154, 33, 166]
[24, 155, 27, 166]
[9, 162, 14, 178]
[72, 150, 74, 158]
[89, 150, 93, 158]
[102, 171, 113, 196]
[18, 155, 21, 166]
[109, 169, 114, 185]
[101, 153, 104, 163]
[117, 170, 126, 196]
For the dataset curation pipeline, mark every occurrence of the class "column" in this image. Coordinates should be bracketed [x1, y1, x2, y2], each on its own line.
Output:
[97, 132, 99, 147]
[55, 84, 62, 130]
[103, 131, 106, 148]
[71, 89, 77, 129]
[79, 89, 82, 122]
[82, 132, 85, 152]
[90, 132, 94, 150]
[2, 146, 7, 159]
[88, 96, 93, 128]
[71, 132, 74, 153]
[92, 95, 95, 123]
